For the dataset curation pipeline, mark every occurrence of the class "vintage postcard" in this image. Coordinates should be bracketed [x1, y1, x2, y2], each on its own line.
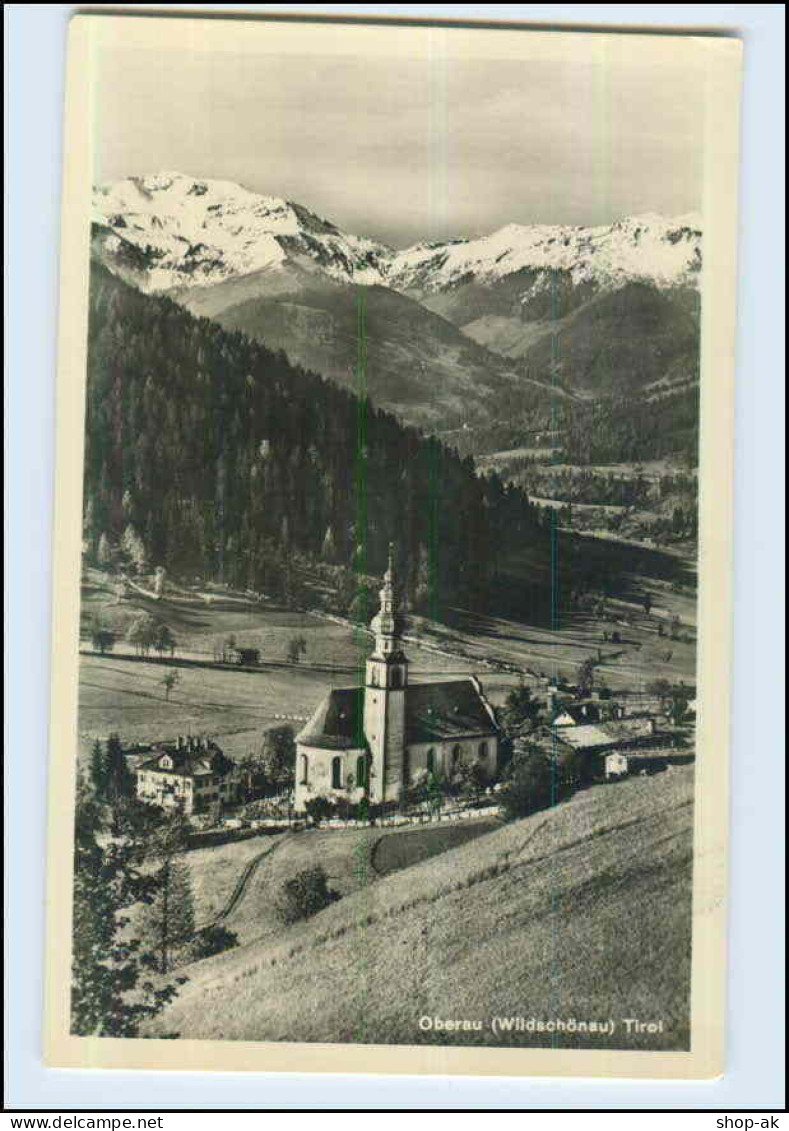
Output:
[44, 13, 741, 1078]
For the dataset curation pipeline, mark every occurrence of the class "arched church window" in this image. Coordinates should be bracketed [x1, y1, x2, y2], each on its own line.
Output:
[356, 754, 367, 789]
[426, 748, 435, 775]
[478, 742, 488, 762]
[452, 744, 462, 768]
[370, 669, 378, 687]
[300, 754, 309, 785]
[331, 756, 343, 790]
[390, 667, 402, 689]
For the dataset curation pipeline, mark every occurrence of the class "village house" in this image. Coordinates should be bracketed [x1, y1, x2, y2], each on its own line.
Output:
[135, 735, 242, 814]
[294, 546, 500, 812]
[551, 698, 627, 727]
[533, 716, 686, 780]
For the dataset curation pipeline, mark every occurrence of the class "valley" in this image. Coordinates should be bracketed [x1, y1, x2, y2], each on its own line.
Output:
[78, 534, 696, 771]
[76, 173, 702, 1055]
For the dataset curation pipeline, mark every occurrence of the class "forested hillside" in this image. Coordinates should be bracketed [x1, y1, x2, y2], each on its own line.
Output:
[448, 383, 700, 466]
[83, 264, 549, 615]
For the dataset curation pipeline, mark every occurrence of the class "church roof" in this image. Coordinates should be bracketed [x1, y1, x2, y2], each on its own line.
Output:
[297, 688, 367, 751]
[405, 680, 498, 744]
[297, 678, 498, 751]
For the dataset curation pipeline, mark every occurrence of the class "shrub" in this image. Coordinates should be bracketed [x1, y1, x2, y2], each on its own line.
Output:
[500, 749, 555, 820]
[275, 866, 339, 925]
[304, 796, 336, 826]
[333, 796, 356, 822]
[188, 924, 239, 962]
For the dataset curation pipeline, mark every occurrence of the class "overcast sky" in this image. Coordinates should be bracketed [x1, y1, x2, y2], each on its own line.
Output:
[96, 43, 704, 248]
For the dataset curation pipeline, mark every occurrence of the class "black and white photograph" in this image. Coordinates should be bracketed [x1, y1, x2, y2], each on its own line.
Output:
[40, 12, 743, 1079]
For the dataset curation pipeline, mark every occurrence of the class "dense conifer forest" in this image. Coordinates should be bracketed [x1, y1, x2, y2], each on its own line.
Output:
[83, 264, 550, 615]
[448, 384, 700, 467]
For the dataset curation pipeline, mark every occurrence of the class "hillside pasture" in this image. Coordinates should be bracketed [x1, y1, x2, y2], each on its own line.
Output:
[218, 825, 379, 947]
[371, 819, 500, 877]
[150, 766, 697, 1050]
[78, 653, 325, 764]
[183, 835, 287, 927]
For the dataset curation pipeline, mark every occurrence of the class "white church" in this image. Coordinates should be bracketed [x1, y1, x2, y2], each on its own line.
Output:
[294, 547, 500, 811]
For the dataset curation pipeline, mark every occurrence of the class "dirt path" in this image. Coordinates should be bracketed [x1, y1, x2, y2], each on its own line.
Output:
[197, 834, 291, 932]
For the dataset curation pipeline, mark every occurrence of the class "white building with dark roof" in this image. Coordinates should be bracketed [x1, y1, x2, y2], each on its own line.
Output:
[532, 717, 688, 779]
[136, 735, 241, 814]
[294, 547, 500, 811]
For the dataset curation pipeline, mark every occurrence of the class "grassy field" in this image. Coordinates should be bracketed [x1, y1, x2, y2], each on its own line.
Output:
[78, 560, 696, 767]
[81, 568, 369, 666]
[371, 821, 499, 876]
[149, 765, 697, 1050]
[218, 825, 379, 947]
[183, 835, 287, 927]
[175, 816, 500, 948]
[77, 631, 497, 766]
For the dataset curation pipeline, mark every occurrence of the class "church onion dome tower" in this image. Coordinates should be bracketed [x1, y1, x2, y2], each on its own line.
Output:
[367, 543, 408, 670]
[362, 542, 409, 797]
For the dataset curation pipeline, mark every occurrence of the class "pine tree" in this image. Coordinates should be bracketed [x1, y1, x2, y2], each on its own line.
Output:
[576, 658, 597, 697]
[89, 738, 107, 797]
[105, 733, 131, 801]
[140, 809, 194, 974]
[70, 785, 183, 1036]
[321, 525, 336, 563]
[154, 623, 176, 657]
[126, 613, 158, 656]
[140, 859, 196, 974]
[262, 725, 296, 785]
[97, 533, 113, 569]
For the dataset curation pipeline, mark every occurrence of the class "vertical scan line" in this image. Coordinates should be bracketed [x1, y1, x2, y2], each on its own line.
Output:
[427, 440, 440, 625]
[353, 290, 369, 681]
[549, 273, 561, 1049]
[350, 287, 372, 1042]
[216, 380, 226, 587]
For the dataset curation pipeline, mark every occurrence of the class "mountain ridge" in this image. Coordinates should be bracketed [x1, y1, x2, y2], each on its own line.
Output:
[91, 172, 702, 451]
[93, 171, 702, 298]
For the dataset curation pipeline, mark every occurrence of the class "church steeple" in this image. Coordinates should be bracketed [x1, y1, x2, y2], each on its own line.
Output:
[365, 543, 408, 685]
[370, 542, 403, 658]
[363, 543, 408, 800]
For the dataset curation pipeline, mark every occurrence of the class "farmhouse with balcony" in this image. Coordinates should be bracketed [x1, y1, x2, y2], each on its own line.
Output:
[135, 735, 242, 814]
[294, 546, 500, 812]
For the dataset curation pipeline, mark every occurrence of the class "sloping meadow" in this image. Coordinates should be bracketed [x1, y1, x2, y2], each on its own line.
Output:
[150, 766, 694, 1049]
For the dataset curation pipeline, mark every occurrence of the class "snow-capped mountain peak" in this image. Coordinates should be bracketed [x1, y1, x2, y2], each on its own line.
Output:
[92, 172, 702, 298]
[384, 212, 702, 295]
[92, 172, 392, 291]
